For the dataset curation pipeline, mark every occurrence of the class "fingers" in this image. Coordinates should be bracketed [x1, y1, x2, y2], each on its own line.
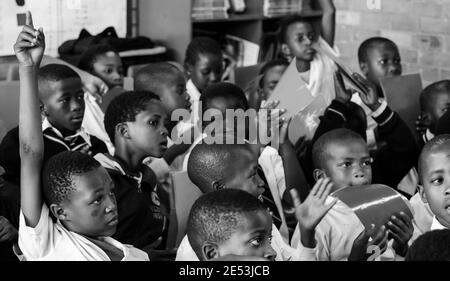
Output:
[310, 178, 324, 196]
[370, 225, 388, 245]
[26, 11, 34, 28]
[319, 180, 335, 203]
[289, 188, 302, 208]
[315, 177, 330, 198]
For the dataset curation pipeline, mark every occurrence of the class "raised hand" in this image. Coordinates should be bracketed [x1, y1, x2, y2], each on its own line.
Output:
[13, 11, 45, 68]
[352, 73, 381, 112]
[386, 212, 413, 257]
[334, 70, 353, 105]
[348, 224, 389, 261]
[290, 178, 337, 247]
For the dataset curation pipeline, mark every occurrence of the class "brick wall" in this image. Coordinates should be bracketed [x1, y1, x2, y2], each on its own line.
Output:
[334, 0, 450, 86]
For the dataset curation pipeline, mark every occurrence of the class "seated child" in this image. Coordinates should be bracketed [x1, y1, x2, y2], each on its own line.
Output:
[0, 63, 108, 186]
[176, 143, 336, 261]
[94, 91, 170, 254]
[417, 134, 450, 231]
[418, 80, 450, 144]
[353, 37, 402, 148]
[405, 229, 450, 261]
[187, 189, 277, 261]
[291, 128, 415, 260]
[0, 175, 20, 261]
[184, 37, 224, 127]
[78, 44, 124, 89]
[14, 14, 148, 260]
[277, 0, 337, 136]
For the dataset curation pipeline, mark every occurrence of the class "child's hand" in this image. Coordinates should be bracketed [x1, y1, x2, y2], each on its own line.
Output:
[416, 113, 431, 136]
[348, 224, 389, 261]
[13, 11, 45, 68]
[352, 73, 381, 112]
[259, 100, 287, 145]
[278, 117, 291, 145]
[290, 178, 337, 248]
[0, 216, 18, 243]
[334, 70, 353, 105]
[80, 72, 109, 99]
[79, 144, 93, 156]
[386, 212, 413, 257]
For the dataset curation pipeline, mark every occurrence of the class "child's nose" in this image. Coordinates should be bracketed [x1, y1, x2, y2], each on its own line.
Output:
[71, 98, 83, 111]
[209, 72, 220, 83]
[264, 245, 277, 261]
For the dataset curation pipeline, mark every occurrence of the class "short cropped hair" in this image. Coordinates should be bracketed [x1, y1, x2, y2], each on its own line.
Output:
[42, 151, 101, 205]
[104, 91, 160, 145]
[278, 14, 313, 44]
[187, 144, 249, 193]
[420, 80, 450, 112]
[418, 134, 450, 182]
[184, 36, 222, 66]
[200, 82, 249, 112]
[78, 44, 120, 73]
[358, 37, 398, 64]
[38, 64, 80, 92]
[134, 62, 183, 94]
[187, 189, 267, 260]
[312, 128, 366, 169]
[405, 229, 450, 261]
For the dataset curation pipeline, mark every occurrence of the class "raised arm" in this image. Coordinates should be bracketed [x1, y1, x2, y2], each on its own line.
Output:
[14, 12, 46, 227]
[317, 0, 336, 47]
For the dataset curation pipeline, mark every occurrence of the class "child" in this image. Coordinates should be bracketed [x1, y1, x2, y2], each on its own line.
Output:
[417, 134, 450, 231]
[78, 44, 124, 89]
[418, 80, 450, 144]
[353, 37, 402, 148]
[184, 37, 224, 127]
[277, 0, 337, 131]
[187, 189, 277, 261]
[14, 12, 148, 260]
[177, 143, 336, 261]
[94, 91, 170, 255]
[0, 63, 109, 186]
[405, 229, 450, 261]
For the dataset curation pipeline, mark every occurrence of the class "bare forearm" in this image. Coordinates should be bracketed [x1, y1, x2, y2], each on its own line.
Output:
[318, 0, 336, 47]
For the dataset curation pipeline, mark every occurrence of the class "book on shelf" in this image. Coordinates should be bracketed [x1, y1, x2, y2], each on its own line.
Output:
[263, 0, 303, 17]
[192, 0, 230, 20]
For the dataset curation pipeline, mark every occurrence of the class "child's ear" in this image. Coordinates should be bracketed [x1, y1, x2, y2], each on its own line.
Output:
[359, 62, 369, 76]
[212, 180, 225, 191]
[184, 63, 193, 77]
[116, 123, 130, 140]
[202, 242, 220, 261]
[418, 184, 428, 204]
[313, 169, 326, 182]
[280, 44, 292, 61]
[40, 104, 49, 116]
[49, 204, 68, 221]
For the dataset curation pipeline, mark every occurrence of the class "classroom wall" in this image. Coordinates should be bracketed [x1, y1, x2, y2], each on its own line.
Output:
[334, 0, 450, 86]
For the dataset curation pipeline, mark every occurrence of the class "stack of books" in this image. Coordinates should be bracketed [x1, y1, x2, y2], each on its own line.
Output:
[192, 0, 230, 20]
[263, 0, 303, 17]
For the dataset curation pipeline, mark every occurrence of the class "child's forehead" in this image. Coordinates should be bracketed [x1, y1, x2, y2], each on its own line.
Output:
[422, 149, 450, 172]
[238, 209, 272, 232]
[325, 139, 369, 158]
[195, 52, 222, 65]
[367, 43, 399, 57]
[71, 167, 112, 194]
[286, 21, 314, 34]
[138, 100, 168, 117]
[41, 77, 83, 97]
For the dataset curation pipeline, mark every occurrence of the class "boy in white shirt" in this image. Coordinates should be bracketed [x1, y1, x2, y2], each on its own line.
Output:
[14, 12, 148, 261]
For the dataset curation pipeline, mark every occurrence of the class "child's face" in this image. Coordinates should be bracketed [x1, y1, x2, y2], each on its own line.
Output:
[159, 73, 191, 114]
[427, 91, 450, 128]
[420, 149, 450, 228]
[126, 101, 169, 158]
[59, 166, 118, 237]
[361, 44, 402, 86]
[92, 51, 124, 89]
[223, 148, 266, 199]
[261, 65, 288, 99]
[282, 22, 316, 62]
[319, 140, 372, 190]
[216, 210, 277, 260]
[187, 53, 223, 93]
[41, 77, 85, 135]
[204, 96, 248, 136]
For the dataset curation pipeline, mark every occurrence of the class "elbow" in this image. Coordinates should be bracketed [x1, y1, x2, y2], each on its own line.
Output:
[19, 142, 43, 160]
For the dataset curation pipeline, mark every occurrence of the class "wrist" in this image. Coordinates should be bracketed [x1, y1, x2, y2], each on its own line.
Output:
[19, 65, 38, 73]
[393, 242, 408, 257]
[368, 101, 382, 112]
[299, 225, 316, 248]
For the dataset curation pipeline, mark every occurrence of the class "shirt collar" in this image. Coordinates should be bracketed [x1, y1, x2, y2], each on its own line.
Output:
[42, 118, 91, 146]
[431, 216, 448, 230]
[186, 79, 201, 103]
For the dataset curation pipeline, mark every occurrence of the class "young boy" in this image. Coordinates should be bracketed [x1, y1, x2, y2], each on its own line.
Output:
[177, 143, 336, 261]
[14, 12, 148, 261]
[94, 91, 170, 255]
[184, 36, 224, 127]
[187, 189, 277, 261]
[0, 62, 109, 186]
[417, 134, 450, 231]
[78, 44, 124, 89]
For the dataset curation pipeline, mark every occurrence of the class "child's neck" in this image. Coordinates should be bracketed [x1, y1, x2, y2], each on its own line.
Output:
[113, 144, 145, 175]
[295, 58, 311, 73]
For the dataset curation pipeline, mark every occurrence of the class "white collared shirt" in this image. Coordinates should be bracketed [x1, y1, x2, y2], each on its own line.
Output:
[42, 118, 92, 150]
[431, 216, 449, 231]
[186, 79, 202, 128]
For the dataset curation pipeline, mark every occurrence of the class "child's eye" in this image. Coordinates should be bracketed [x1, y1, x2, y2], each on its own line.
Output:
[362, 158, 373, 166]
[250, 238, 263, 247]
[148, 120, 157, 127]
[339, 162, 352, 168]
[104, 68, 113, 74]
[379, 59, 387, 65]
[393, 59, 401, 65]
[93, 196, 103, 205]
[430, 177, 444, 185]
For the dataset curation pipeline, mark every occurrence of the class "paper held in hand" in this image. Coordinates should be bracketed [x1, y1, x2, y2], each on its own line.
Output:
[331, 184, 413, 233]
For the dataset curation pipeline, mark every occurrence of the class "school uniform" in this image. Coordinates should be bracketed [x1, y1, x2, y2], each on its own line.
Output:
[175, 225, 316, 261]
[0, 119, 108, 186]
[186, 79, 202, 130]
[16, 204, 149, 261]
[430, 216, 448, 230]
[95, 153, 169, 251]
[410, 192, 434, 243]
